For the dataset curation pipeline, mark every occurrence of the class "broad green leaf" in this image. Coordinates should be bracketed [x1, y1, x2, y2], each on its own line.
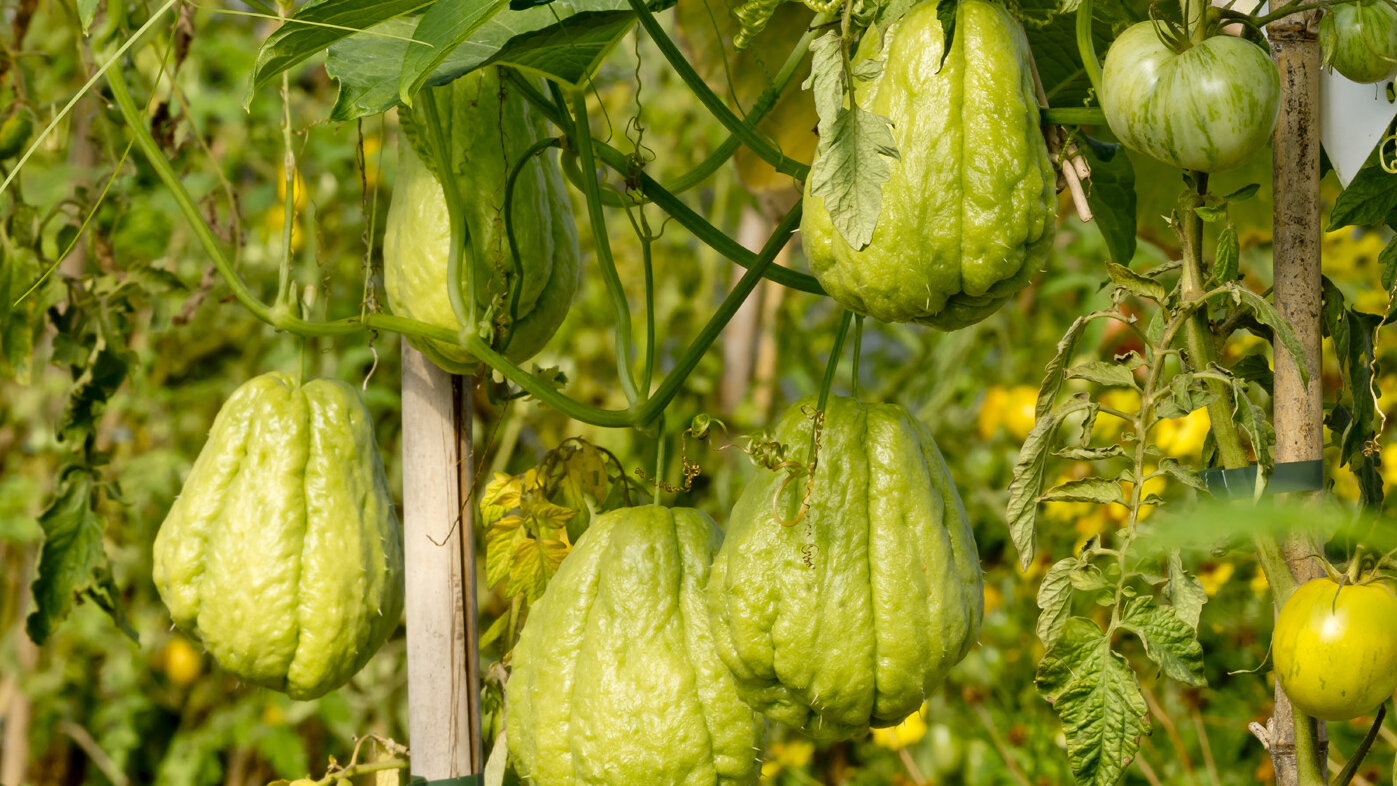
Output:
[326, 4, 643, 120]
[1120, 596, 1206, 686]
[1036, 617, 1149, 786]
[478, 608, 513, 650]
[1224, 284, 1309, 387]
[1037, 558, 1077, 649]
[807, 105, 899, 250]
[400, 0, 511, 102]
[1193, 202, 1226, 222]
[26, 467, 129, 644]
[1381, 234, 1397, 291]
[1329, 161, 1397, 230]
[1230, 352, 1273, 390]
[1106, 262, 1167, 303]
[1007, 394, 1096, 568]
[934, 0, 958, 71]
[1021, 11, 1117, 106]
[1066, 360, 1138, 389]
[1166, 549, 1207, 630]
[79, 0, 102, 33]
[1040, 477, 1122, 505]
[249, 0, 431, 104]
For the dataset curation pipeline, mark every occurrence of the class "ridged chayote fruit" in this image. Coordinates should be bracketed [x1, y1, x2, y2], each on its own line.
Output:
[707, 396, 983, 740]
[152, 372, 404, 700]
[801, 0, 1057, 330]
[506, 506, 763, 785]
[384, 66, 579, 370]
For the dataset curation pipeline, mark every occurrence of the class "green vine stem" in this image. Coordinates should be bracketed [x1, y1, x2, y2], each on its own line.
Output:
[512, 72, 826, 295]
[502, 136, 565, 354]
[109, 58, 803, 429]
[1076, 0, 1104, 100]
[566, 89, 642, 404]
[624, 0, 811, 181]
[851, 313, 863, 400]
[419, 88, 479, 340]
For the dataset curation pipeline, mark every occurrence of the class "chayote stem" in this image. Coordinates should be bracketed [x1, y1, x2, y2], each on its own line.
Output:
[624, 0, 811, 182]
[565, 89, 643, 405]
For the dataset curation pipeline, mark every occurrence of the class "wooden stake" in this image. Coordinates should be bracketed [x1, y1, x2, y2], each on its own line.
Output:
[1267, 12, 1330, 786]
[402, 342, 483, 779]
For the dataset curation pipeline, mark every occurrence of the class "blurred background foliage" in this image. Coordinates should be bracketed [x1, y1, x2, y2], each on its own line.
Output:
[2, 1, 1396, 785]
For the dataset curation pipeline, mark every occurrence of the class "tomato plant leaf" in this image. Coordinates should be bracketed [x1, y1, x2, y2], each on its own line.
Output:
[1381, 234, 1397, 291]
[1165, 549, 1207, 630]
[1037, 558, 1077, 649]
[1008, 394, 1097, 568]
[1106, 262, 1166, 303]
[1036, 313, 1090, 421]
[1053, 445, 1127, 460]
[1212, 224, 1239, 285]
[1066, 360, 1139, 389]
[1230, 352, 1273, 391]
[804, 31, 844, 137]
[1039, 477, 1122, 505]
[1222, 284, 1309, 388]
[1329, 160, 1397, 230]
[1229, 376, 1274, 468]
[1156, 458, 1207, 492]
[26, 466, 132, 644]
[1036, 617, 1149, 786]
[1120, 596, 1206, 686]
[1082, 138, 1138, 265]
[807, 106, 899, 251]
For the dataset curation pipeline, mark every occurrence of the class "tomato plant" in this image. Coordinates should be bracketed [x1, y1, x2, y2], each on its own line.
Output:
[1272, 577, 1397, 721]
[1320, 0, 1397, 83]
[1101, 23, 1280, 172]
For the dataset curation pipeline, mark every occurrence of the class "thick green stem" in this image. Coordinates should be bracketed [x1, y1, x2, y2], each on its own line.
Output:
[1076, 0, 1103, 100]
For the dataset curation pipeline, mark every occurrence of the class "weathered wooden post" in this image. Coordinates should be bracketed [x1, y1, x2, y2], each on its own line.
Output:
[401, 343, 483, 781]
[1268, 11, 1330, 784]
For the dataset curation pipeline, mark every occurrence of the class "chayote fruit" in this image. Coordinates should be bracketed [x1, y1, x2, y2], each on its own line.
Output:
[506, 505, 763, 785]
[707, 396, 983, 740]
[152, 372, 404, 700]
[801, 0, 1057, 330]
[384, 66, 580, 371]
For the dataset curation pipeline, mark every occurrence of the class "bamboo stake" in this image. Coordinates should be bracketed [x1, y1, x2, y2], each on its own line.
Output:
[402, 342, 483, 779]
[1266, 11, 1330, 786]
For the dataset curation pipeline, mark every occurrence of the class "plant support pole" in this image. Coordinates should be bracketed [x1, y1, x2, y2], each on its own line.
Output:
[1267, 11, 1329, 786]
[402, 343, 484, 779]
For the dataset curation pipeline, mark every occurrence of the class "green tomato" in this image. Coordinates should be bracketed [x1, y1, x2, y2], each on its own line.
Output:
[1101, 25, 1280, 172]
[1321, 0, 1397, 83]
[1272, 577, 1397, 721]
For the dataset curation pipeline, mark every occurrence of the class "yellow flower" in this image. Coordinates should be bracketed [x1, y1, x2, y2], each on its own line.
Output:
[1197, 562, 1236, 596]
[872, 706, 928, 750]
[761, 740, 815, 780]
[978, 385, 1037, 442]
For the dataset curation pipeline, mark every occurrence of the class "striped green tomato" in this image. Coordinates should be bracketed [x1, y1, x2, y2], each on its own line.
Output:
[1101, 25, 1280, 172]
[1320, 0, 1397, 83]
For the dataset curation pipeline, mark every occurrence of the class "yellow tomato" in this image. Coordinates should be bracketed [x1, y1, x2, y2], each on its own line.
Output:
[161, 636, 203, 687]
[1273, 578, 1397, 720]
